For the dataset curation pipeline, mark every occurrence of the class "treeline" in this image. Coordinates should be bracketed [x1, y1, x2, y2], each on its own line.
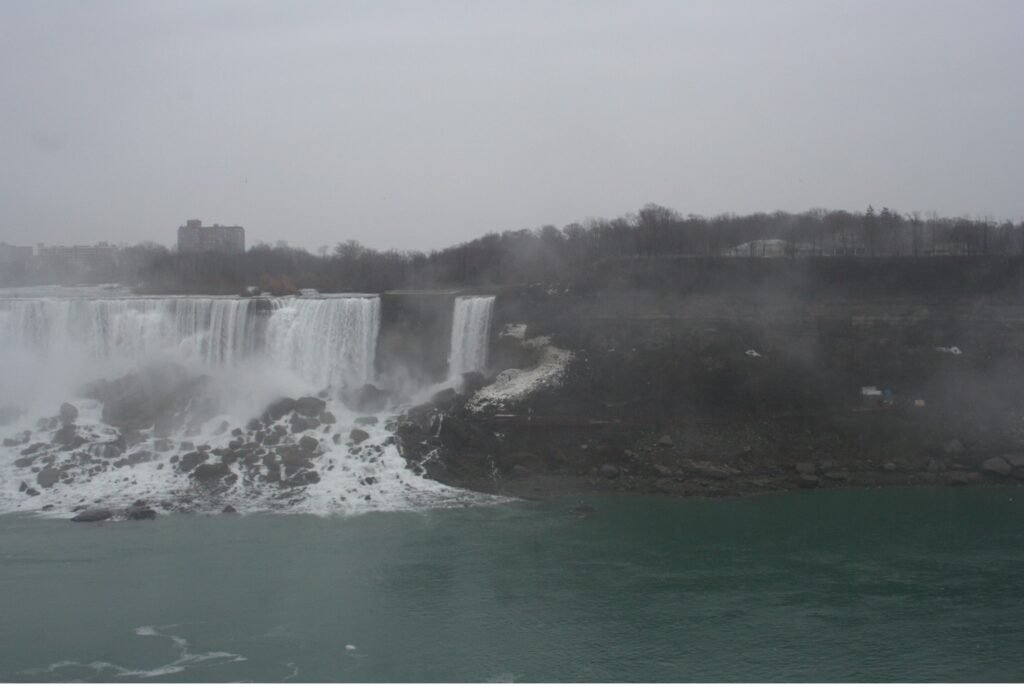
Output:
[18, 205, 1024, 293]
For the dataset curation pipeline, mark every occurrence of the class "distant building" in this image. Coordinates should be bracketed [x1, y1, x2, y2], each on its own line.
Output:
[177, 219, 245, 254]
[725, 239, 817, 258]
[0, 242, 33, 264]
[36, 242, 118, 270]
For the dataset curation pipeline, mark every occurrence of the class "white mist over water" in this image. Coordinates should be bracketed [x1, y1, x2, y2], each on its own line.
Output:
[448, 296, 495, 382]
[0, 292, 492, 517]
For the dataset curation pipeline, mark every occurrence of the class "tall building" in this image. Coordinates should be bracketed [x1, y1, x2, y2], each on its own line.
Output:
[177, 219, 245, 254]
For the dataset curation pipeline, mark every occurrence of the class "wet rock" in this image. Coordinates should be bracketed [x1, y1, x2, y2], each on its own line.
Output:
[246, 418, 263, 432]
[25, 488, 40, 497]
[355, 416, 378, 426]
[179, 441, 195, 451]
[125, 504, 157, 520]
[179, 451, 209, 472]
[3, 431, 31, 447]
[18, 481, 28, 492]
[231, 428, 243, 437]
[797, 475, 819, 488]
[263, 397, 296, 422]
[431, 388, 459, 412]
[349, 428, 370, 444]
[52, 425, 86, 450]
[981, 456, 1012, 477]
[59, 402, 79, 426]
[598, 464, 620, 479]
[290, 415, 311, 433]
[883, 461, 898, 472]
[228, 438, 243, 451]
[14, 456, 35, 468]
[273, 425, 287, 436]
[299, 435, 320, 455]
[294, 396, 327, 418]
[319, 411, 337, 425]
[21, 442, 48, 455]
[263, 432, 281, 446]
[71, 508, 112, 523]
[332, 433, 342, 445]
[794, 462, 817, 476]
[193, 462, 232, 483]
[282, 470, 321, 488]
[222, 505, 238, 514]
[657, 434, 674, 447]
[36, 467, 62, 488]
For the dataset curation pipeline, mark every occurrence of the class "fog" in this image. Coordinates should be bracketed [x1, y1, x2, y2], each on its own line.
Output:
[2, 0, 1022, 251]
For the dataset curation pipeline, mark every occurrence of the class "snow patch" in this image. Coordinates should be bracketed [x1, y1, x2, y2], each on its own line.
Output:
[467, 337, 572, 412]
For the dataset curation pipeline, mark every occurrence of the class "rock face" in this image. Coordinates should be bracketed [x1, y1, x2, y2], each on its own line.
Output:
[71, 508, 112, 523]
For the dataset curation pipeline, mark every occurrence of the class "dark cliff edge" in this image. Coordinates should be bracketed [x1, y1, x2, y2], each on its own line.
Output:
[396, 258, 1024, 500]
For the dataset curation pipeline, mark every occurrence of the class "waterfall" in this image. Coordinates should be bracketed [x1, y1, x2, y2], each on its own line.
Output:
[0, 295, 381, 398]
[448, 296, 495, 379]
[263, 296, 380, 391]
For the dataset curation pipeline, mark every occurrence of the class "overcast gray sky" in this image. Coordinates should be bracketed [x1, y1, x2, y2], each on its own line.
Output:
[1, 0, 1022, 251]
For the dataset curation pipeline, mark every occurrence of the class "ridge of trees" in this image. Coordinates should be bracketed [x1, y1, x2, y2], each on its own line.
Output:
[6, 205, 1024, 292]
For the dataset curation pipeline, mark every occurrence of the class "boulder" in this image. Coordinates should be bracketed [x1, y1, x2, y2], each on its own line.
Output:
[263, 397, 296, 422]
[52, 425, 85, 450]
[179, 451, 209, 472]
[298, 435, 320, 455]
[192, 462, 232, 483]
[355, 416, 378, 426]
[598, 464, 620, 479]
[294, 396, 327, 418]
[71, 508, 112, 523]
[222, 505, 238, 514]
[36, 467, 61, 489]
[319, 411, 337, 425]
[349, 428, 370, 444]
[290, 415, 311, 433]
[125, 504, 157, 520]
[981, 456, 1012, 477]
[657, 434, 674, 447]
[59, 402, 79, 426]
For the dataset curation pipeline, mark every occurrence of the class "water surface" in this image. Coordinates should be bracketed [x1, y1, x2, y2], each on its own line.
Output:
[2, 487, 1022, 682]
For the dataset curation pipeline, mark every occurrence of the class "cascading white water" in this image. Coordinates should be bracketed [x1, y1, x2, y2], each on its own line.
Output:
[0, 295, 379, 394]
[0, 292, 487, 517]
[447, 296, 495, 380]
[264, 297, 379, 391]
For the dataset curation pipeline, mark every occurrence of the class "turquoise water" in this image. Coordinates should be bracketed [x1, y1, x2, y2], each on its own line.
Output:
[2, 487, 1023, 682]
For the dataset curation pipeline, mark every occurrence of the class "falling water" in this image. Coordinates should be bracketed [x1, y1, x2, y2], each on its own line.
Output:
[448, 295, 495, 380]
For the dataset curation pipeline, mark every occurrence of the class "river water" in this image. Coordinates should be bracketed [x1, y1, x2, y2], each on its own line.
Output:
[2, 487, 1022, 682]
